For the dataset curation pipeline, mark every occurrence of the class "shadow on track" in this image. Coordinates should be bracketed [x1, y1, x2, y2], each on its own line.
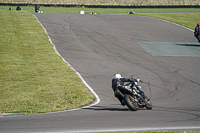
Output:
[175, 43, 200, 47]
[83, 105, 149, 111]
[83, 105, 129, 111]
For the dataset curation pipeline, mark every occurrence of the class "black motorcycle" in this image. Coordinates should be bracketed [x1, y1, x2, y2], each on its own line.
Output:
[16, 5, 21, 11]
[35, 4, 40, 13]
[194, 25, 200, 43]
[116, 81, 152, 111]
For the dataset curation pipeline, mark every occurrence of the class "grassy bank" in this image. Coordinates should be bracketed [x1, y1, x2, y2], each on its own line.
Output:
[1, 6, 200, 14]
[2, 6, 198, 30]
[0, 9, 94, 114]
[140, 13, 200, 30]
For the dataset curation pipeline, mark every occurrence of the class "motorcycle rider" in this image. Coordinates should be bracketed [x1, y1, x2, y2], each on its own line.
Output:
[35, 4, 40, 13]
[112, 73, 142, 106]
[16, 5, 21, 11]
[194, 23, 200, 42]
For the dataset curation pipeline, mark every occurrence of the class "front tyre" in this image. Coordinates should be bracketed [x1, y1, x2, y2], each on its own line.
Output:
[124, 94, 138, 111]
[145, 99, 153, 110]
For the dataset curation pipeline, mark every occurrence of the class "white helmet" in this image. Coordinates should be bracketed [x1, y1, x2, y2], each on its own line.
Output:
[114, 73, 122, 79]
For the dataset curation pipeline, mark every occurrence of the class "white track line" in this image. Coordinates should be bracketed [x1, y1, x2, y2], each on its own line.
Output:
[29, 14, 193, 114]
[32, 14, 100, 114]
[73, 126, 200, 132]
[31, 126, 200, 132]
[154, 17, 193, 32]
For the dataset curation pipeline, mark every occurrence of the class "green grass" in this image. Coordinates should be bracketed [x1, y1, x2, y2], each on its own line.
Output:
[140, 13, 200, 30]
[1, 6, 200, 14]
[0, 9, 94, 114]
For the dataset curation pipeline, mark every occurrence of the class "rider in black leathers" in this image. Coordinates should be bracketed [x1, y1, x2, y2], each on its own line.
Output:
[16, 5, 21, 11]
[194, 23, 200, 42]
[35, 4, 40, 13]
[112, 73, 142, 106]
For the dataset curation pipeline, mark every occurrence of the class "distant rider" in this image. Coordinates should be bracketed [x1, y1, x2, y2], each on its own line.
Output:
[16, 5, 21, 11]
[35, 4, 40, 13]
[194, 23, 200, 42]
[112, 73, 143, 106]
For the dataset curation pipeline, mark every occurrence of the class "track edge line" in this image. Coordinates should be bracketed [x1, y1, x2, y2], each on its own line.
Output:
[31, 13, 100, 115]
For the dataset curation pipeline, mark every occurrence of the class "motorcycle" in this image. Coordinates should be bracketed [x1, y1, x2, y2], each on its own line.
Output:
[35, 7, 39, 13]
[16, 5, 22, 11]
[116, 80, 152, 111]
[194, 25, 200, 43]
[35, 5, 40, 13]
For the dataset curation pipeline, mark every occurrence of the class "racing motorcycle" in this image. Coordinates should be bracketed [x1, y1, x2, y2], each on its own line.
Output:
[35, 7, 39, 13]
[35, 4, 40, 13]
[117, 80, 152, 111]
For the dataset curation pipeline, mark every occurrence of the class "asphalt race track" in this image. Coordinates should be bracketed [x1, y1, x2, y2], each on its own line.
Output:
[1, 13, 200, 133]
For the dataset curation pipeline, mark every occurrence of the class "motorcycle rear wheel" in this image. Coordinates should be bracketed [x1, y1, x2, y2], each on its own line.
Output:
[124, 94, 138, 111]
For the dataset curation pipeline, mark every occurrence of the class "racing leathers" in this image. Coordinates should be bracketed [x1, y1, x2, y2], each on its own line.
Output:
[194, 23, 200, 42]
[112, 77, 141, 106]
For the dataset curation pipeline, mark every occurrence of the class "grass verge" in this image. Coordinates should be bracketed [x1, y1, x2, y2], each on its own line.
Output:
[139, 13, 200, 30]
[0, 9, 94, 114]
[1, 6, 200, 14]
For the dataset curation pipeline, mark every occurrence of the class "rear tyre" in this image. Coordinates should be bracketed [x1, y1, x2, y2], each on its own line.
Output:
[124, 94, 138, 111]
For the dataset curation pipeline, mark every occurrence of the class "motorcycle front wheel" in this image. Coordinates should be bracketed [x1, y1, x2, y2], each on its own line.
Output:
[124, 94, 138, 111]
[145, 99, 153, 110]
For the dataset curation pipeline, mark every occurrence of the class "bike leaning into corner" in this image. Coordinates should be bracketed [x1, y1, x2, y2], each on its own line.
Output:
[194, 23, 200, 43]
[112, 73, 152, 111]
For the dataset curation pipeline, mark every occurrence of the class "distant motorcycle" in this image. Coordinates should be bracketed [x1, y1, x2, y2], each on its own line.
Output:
[35, 4, 40, 13]
[128, 11, 135, 14]
[16, 5, 21, 11]
[194, 23, 200, 43]
[116, 80, 152, 111]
